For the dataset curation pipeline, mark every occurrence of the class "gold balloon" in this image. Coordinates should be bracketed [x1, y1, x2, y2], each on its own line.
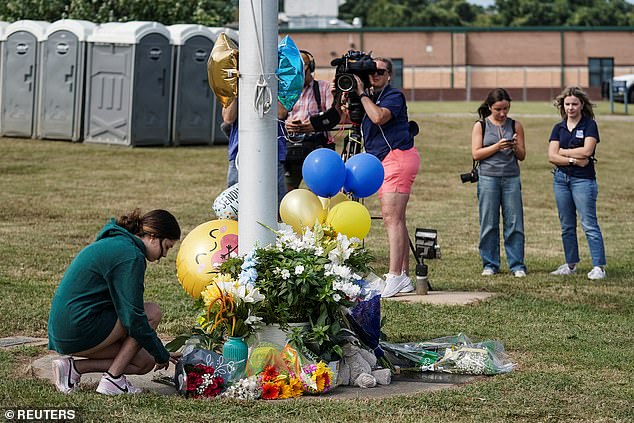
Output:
[176, 220, 238, 299]
[319, 192, 349, 211]
[326, 201, 371, 240]
[280, 189, 326, 233]
[208, 32, 239, 108]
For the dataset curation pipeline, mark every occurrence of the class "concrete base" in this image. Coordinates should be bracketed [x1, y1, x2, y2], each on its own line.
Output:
[385, 291, 495, 305]
[30, 353, 475, 399]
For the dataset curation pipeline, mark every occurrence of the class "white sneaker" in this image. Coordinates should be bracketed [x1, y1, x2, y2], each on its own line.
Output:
[481, 268, 496, 276]
[381, 273, 411, 298]
[587, 266, 606, 280]
[399, 273, 414, 293]
[96, 373, 143, 395]
[550, 264, 576, 275]
[513, 270, 527, 278]
[52, 357, 81, 394]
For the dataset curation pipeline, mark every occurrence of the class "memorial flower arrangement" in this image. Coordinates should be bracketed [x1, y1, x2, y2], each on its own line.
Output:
[221, 223, 375, 361]
[167, 272, 267, 352]
[184, 363, 225, 398]
[197, 272, 266, 338]
[300, 361, 335, 394]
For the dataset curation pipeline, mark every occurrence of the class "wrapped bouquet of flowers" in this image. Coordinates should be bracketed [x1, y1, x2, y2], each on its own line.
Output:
[183, 363, 225, 398]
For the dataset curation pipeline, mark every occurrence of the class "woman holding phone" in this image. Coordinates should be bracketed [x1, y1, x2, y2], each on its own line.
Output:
[471, 88, 527, 277]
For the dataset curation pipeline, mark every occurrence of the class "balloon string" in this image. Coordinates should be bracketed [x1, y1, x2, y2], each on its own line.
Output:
[249, 0, 272, 118]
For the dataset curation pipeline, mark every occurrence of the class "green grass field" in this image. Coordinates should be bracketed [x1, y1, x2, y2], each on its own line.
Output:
[1, 102, 633, 422]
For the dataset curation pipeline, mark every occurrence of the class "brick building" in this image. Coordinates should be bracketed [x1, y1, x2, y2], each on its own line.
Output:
[280, 26, 634, 101]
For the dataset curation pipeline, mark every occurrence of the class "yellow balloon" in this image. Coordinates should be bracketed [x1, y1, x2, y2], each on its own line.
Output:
[326, 201, 371, 240]
[280, 189, 326, 233]
[319, 192, 349, 211]
[176, 220, 238, 299]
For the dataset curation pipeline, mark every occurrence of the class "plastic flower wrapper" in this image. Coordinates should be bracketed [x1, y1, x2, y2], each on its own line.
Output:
[430, 339, 516, 375]
[246, 342, 289, 377]
[245, 341, 303, 400]
[346, 294, 385, 360]
[380, 341, 440, 368]
[383, 333, 516, 375]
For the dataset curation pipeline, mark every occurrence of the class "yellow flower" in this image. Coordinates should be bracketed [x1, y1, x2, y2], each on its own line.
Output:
[311, 362, 334, 393]
[214, 272, 234, 284]
[289, 377, 303, 397]
[201, 283, 222, 307]
[278, 383, 293, 399]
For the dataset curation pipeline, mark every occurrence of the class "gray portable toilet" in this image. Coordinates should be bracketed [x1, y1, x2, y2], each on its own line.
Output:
[0, 20, 49, 138]
[84, 21, 172, 146]
[168, 24, 216, 146]
[0, 22, 9, 133]
[38, 19, 96, 141]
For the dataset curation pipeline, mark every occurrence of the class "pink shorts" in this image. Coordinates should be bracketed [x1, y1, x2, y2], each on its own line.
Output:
[378, 147, 421, 198]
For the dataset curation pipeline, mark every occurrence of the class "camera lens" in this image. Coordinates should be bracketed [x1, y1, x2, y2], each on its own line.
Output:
[336, 74, 355, 92]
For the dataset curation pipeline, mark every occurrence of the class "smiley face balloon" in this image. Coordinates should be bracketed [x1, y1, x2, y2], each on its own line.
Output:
[176, 219, 239, 299]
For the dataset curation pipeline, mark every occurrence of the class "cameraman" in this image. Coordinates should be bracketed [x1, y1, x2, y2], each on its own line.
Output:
[284, 50, 334, 190]
[346, 57, 421, 298]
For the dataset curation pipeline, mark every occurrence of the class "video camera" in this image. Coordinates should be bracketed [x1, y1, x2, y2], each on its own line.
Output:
[330, 50, 376, 124]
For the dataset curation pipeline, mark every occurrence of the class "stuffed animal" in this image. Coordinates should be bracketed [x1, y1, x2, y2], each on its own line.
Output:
[338, 343, 391, 388]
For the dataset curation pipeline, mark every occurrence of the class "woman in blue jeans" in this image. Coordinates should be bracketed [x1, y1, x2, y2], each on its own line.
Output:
[472, 88, 527, 277]
[548, 86, 606, 280]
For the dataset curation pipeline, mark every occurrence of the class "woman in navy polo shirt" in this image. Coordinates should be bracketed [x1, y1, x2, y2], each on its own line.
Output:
[548, 87, 606, 280]
[353, 57, 421, 297]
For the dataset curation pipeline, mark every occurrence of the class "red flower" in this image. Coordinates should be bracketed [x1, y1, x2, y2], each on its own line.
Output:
[261, 365, 279, 382]
[261, 381, 280, 400]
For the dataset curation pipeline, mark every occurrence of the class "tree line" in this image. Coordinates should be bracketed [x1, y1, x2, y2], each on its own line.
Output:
[0, 0, 236, 26]
[1, 0, 633, 27]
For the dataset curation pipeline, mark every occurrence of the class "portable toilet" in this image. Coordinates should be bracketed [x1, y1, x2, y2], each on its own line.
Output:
[84, 21, 172, 146]
[0, 22, 10, 132]
[0, 20, 49, 138]
[168, 24, 216, 146]
[38, 19, 96, 141]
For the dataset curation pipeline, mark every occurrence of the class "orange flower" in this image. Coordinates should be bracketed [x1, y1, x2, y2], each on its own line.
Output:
[262, 365, 278, 382]
[261, 381, 280, 400]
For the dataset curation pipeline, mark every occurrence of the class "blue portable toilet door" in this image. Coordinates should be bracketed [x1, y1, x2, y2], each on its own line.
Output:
[40, 30, 81, 140]
[174, 35, 214, 145]
[1, 31, 38, 137]
[131, 33, 172, 146]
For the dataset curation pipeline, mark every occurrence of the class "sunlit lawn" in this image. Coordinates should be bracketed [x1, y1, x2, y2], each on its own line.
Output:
[0, 102, 632, 422]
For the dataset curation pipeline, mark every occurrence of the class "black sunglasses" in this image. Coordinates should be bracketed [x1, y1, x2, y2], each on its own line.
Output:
[370, 69, 387, 76]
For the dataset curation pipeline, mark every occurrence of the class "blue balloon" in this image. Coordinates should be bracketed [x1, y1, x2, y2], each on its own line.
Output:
[277, 36, 304, 112]
[343, 153, 385, 198]
[302, 149, 346, 197]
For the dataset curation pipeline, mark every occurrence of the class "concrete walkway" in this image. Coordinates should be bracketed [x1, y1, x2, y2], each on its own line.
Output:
[8, 290, 489, 398]
[29, 352, 475, 399]
[386, 290, 495, 305]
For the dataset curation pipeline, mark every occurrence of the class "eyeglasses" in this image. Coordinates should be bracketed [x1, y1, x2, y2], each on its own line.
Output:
[370, 69, 388, 76]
